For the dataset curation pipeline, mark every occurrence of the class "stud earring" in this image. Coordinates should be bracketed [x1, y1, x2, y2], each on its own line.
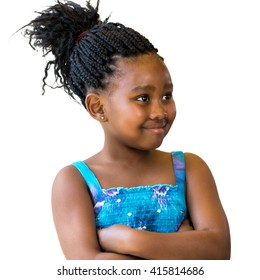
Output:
[100, 116, 105, 121]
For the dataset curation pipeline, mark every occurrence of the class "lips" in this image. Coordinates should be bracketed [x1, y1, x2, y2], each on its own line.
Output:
[142, 120, 167, 134]
[143, 120, 167, 130]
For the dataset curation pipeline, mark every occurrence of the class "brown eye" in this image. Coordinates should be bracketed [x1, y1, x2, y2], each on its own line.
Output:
[137, 95, 150, 102]
[162, 93, 172, 101]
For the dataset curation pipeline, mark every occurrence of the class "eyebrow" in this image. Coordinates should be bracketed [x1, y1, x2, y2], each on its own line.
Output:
[130, 83, 173, 92]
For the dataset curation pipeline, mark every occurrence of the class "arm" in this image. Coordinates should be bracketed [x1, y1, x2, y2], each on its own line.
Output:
[98, 153, 231, 260]
[51, 165, 140, 260]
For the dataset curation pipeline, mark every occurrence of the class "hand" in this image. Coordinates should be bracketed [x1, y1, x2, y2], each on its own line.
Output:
[98, 224, 134, 254]
[178, 218, 194, 232]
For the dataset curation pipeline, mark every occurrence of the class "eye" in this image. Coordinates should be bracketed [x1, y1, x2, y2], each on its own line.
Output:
[162, 93, 172, 101]
[136, 95, 150, 102]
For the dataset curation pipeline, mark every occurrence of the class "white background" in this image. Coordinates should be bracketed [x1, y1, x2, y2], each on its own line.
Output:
[1, 0, 259, 278]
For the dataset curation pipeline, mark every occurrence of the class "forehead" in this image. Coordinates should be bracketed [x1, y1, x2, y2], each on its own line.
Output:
[112, 54, 172, 86]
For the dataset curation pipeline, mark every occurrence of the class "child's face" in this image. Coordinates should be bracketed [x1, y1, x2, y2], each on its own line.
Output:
[102, 53, 176, 151]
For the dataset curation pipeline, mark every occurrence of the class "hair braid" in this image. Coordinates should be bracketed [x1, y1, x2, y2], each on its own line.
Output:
[22, 1, 159, 108]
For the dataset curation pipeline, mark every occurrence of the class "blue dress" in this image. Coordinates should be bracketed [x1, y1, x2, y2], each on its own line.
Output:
[72, 151, 187, 233]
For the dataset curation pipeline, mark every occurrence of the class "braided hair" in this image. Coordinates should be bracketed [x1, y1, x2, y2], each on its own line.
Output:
[22, 0, 158, 107]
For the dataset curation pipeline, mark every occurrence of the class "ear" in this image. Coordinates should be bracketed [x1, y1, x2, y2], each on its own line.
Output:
[85, 93, 106, 121]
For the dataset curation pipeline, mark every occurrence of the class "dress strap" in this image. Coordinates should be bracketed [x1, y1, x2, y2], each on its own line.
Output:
[171, 151, 186, 188]
[72, 161, 104, 206]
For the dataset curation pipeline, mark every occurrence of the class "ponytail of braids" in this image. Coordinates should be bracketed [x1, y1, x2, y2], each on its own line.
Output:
[21, 0, 158, 108]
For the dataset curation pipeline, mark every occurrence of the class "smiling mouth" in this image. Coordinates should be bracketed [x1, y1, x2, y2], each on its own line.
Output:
[146, 127, 165, 134]
[143, 121, 167, 134]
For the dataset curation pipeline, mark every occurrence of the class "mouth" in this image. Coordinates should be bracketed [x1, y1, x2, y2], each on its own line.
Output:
[142, 121, 167, 134]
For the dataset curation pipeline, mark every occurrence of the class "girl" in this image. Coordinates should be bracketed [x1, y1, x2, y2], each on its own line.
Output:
[22, 0, 230, 259]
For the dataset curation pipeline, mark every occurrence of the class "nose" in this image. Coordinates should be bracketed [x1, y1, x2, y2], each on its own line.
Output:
[149, 100, 167, 120]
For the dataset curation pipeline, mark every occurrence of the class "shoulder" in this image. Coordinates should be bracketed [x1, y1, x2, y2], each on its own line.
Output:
[53, 164, 85, 190]
[184, 151, 205, 162]
[183, 152, 218, 197]
[184, 152, 212, 174]
[171, 151, 207, 169]
[52, 164, 91, 207]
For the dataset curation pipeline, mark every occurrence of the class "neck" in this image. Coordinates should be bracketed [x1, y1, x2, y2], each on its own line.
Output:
[100, 138, 155, 165]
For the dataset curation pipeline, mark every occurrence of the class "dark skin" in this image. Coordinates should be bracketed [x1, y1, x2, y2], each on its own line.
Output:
[52, 53, 230, 259]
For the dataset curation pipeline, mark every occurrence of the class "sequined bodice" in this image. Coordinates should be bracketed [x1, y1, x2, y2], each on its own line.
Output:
[72, 151, 187, 233]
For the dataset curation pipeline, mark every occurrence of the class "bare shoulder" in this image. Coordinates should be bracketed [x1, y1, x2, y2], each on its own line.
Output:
[184, 152, 210, 167]
[184, 152, 215, 181]
[183, 152, 219, 202]
[51, 164, 94, 221]
[52, 164, 89, 202]
[53, 164, 85, 190]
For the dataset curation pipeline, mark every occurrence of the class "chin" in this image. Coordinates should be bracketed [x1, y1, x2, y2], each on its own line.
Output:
[137, 141, 164, 151]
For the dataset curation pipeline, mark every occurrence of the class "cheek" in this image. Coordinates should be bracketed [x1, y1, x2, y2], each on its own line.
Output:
[105, 103, 138, 131]
[117, 107, 145, 129]
[168, 102, 177, 122]
[109, 101, 145, 122]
